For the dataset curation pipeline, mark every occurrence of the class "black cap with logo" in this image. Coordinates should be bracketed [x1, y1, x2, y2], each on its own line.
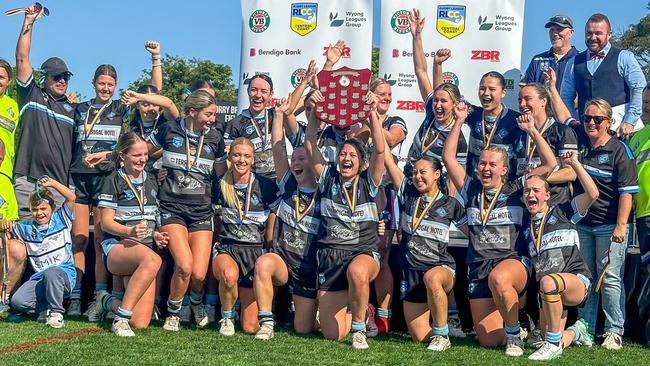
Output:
[545, 15, 573, 29]
[40, 57, 73, 77]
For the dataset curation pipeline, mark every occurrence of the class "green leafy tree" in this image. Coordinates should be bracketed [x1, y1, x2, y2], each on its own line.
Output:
[372, 47, 379, 77]
[612, 2, 650, 79]
[126, 54, 238, 109]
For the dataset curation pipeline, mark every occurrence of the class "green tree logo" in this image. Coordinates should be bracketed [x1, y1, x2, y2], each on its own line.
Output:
[382, 74, 397, 86]
[330, 12, 344, 27]
[478, 16, 493, 31]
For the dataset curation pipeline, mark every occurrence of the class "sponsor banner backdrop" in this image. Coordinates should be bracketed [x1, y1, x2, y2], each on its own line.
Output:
[239, 0, 373, 111]
[216, 101, 238, 125]
[379, 0, 525, 159]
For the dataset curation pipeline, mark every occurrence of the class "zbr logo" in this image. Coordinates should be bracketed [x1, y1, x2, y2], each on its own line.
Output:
[397, 100, 425, 112]
[249, 9, 270, 33]
[291, 68, 307, 88]
[443, 72, 459, 86]
[436, 5, 466, 39]
[471, 50, 500, 62]
[391, 10, 410, 34]
[291, 3, 318, 36]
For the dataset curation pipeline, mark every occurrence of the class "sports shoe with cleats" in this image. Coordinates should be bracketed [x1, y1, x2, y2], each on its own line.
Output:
[163, 315, 181, 331]
[448, 316, 466, 338]
[351, 330, 369, 350]
[366, 304, 378, 338]
[219, 317, 235, 336]
[67, 299, 82, 316]
[191, 303, 209, 328]
[528, 341, 562, 360]
[426, 335, 451, 352]
[112, 318, 135, 337]
[37, 309, 50, 323]
[86, 290, 108, 322]
[572, 319, 593, 347]
[255, 324, 274, 340]
[505, 334, 525, 357]
[45, 312, 65, 329]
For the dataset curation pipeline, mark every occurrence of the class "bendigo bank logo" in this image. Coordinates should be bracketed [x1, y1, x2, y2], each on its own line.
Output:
[249, 9, 270, 33]
[391, 10, 410, 34]
[291, 3, 318, 36]
[436, 5, 465, 39]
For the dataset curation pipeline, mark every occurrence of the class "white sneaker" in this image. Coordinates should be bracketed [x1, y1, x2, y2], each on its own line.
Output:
[601, 332, 623, 350]
[37, 310, 50, 323]
[112, 318, 135, 337]
[219, 317, 235, 336]
[528, 341, 562, 360]
[366, 304, 379, 338]
[351, 331, 369, 350]
[205, 304, 216, 324]
[179, 304, 191, 323]
[191, 303, 209, 328]
[67, 299, 82, 316]
[151, 304, 161, 321]
[572, 319, 593, 347]
[426, 335, 451, 352]
[45, 312, 65, 329]
[163, 315, 181, 332]
[255, 324, 275, 340]
[448, 317, 466, 338]
[505, 334, 525, 357]
[86, 290, 109, 322]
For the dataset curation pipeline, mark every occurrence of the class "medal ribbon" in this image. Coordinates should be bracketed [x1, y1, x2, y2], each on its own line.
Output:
[530, 206, 550, 252]
[481, 107, 505, 148]
[420, 122, 441, 155]
[342, 175, 359, 215]
[480, 183, 504, 225]
[83, 102, 109, 142]
[120, 169, 145, 214]
[411, 191, 439, 233]
[250, 109, 269, 150]
[185, 127, 206, 174]
[295, 188, 316, 223]
[234, 173, 254, 224]
[526, 118, 552, 163]
[139, 118, 158, 140]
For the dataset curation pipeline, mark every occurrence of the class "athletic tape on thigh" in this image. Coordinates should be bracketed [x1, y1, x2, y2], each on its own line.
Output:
[540, 273, 566, 303]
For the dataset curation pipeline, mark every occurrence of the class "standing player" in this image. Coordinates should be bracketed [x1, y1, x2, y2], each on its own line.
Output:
[0, 60, 20, 223]
[8, 176, 76, 328]
[304, 90, 385, 350]
[253, 101, 319, 340]
[148, 91, 227, 331]
[443, 103, 557, 356]
[97, 132, 170, 336]
[212, 137, 279, 336]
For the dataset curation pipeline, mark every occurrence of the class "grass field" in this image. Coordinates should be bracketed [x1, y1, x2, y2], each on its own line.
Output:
[0, 316, 648, 365]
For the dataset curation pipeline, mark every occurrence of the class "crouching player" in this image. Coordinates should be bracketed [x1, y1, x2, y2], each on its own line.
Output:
[9, 176, 76, 328]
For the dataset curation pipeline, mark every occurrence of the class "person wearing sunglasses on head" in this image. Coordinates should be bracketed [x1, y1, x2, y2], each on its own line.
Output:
[13, 5, 76, 221]
[551, 91, 638, 350]
[559, 13, 646, 143]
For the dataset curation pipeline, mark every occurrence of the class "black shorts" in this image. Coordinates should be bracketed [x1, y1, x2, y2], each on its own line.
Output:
[467, 257, 532, 300]
[214, 244, 265, 288]
[637, 215, 650, 266]
[71, 172, 108, 206]
[400, 265, 455, 303]
[317, 247, 380, 292]
[159, 201, 213, 232]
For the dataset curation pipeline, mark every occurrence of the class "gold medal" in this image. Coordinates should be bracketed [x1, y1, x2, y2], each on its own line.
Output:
[259, 152, 270, 162]
[83, 102, 109, 141]
[342, 175, 359, 216]
[250, 109, 270, 150]
[295, 189, 316, 223]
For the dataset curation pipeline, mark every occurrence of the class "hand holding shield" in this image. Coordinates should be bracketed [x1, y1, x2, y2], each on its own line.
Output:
[315, 66, 372, 128]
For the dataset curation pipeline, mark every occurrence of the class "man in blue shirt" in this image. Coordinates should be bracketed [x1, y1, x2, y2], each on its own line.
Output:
[523, 15, 579, 92]
[560, 13, 646, 142]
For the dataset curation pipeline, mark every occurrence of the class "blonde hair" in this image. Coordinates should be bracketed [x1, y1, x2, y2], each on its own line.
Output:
[113, 131, 147, 164]
[482, 144, 509, 180]
[183, 90, 216, 116]
[369, 78, 390, 92]
[220, 137, 256, 209]
[584, 98, 613, 120]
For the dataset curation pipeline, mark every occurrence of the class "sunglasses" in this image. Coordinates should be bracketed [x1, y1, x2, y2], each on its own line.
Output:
[52, 73, 71, 82]
[581, 114, 609, 125]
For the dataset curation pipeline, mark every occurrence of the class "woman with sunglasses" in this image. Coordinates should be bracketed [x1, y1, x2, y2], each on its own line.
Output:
[549, 83, 639, 350]
[443, 103, 557, 357]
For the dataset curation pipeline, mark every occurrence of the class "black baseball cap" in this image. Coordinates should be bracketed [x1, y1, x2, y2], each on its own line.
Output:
[545, 15, 573, 29]
[41, 57, 72, 77]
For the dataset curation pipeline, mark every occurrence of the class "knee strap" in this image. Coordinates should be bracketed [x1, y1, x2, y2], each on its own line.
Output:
[539, 274, 567, 303]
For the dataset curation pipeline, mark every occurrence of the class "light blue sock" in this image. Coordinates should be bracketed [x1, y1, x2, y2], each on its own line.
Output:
[182, 296, 190, 306]
[167, 298, 182, 315]
[189, 291, 203, 306]
[71, 284, 82, 300]
[567, 324, 581, 343]
[102, 294, 117, 313]
[433, 324, 449, 336]
[351, 321, 366, 332]
[377, 308, 391, 318]
[115, 306, 133, 321]
[221, 309, 234, 319]
[95, 283, 108, 293]
[545, 331, 562, 346]
[258, 311, 274, 326]
[448, 303, 459, 317]
[505, 323, 521, 337]
[113, 291, 124, 301]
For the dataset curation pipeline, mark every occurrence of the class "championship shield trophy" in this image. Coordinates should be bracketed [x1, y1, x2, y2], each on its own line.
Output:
[5, 2, 49, 18]
[315, 67, 372, 128]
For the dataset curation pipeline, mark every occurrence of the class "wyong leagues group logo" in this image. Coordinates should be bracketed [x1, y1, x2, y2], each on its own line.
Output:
[478, 15, 518, 32]
[329, 11, 366, 28]
[291, 3, 318, 36]
[436, 5, 465, 39]
[249, 9, 270, 33]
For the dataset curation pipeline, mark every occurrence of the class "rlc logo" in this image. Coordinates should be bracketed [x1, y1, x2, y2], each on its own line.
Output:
[396, 100, 425, 112]
[471, 50, 500, 62]
[436, 5, 465, 39]
[322, 46, 351, 58]
[291, 3, 318, 36]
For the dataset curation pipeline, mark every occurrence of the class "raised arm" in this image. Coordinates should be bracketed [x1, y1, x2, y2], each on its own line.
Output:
[272, 99, 290, 180]
[442, 103, 469, 191]
[382, 124, 407, 149]
[285, 61, 317, 136]
[409, 9, 432, 101]
[145, 41, 163, 91]
[562, 151, 598, 215]
[121, 91, 180, 121]
[323, 40, 346, 71]
[517, 114, 557, 178]
[15, 6, 40, 82]
[432, 49, 451, 89]
[367, 94, 386, 185]
[544, 68, 574, 125]
[304, 92, 326, 179]
[383, 136, 405, 189]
